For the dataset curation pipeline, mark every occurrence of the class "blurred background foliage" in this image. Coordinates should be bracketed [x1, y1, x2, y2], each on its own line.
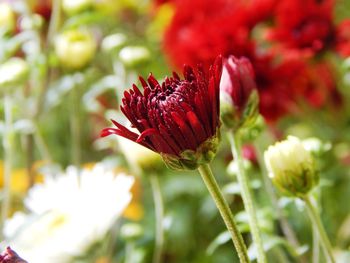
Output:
[0, 0, 350, 262]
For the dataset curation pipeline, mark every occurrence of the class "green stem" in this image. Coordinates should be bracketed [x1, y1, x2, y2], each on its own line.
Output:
[34, 123, 53, 164]
[1, 94, 14, 239]
[312, 223, 320, 263]
[303, 196, 335, 263]
[70, 85, 81, 168]
[124, 241, 135, 263]
[228, 132, 267, 263]
[150, 175, 164, 263]
[255, 136, 307, 263]
[198, 164, 249, 263]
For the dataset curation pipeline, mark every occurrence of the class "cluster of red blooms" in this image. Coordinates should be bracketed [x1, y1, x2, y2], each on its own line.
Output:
[161, 0, 349, 122]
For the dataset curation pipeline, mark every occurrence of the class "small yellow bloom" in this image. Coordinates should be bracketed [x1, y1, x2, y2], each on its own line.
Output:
[0, 161, 44, 194]
[55, 29, 97, 70]
[123, 176, 144, 221]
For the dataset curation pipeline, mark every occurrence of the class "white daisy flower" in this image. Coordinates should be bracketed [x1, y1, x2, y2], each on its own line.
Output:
[4, 164, 135, 263]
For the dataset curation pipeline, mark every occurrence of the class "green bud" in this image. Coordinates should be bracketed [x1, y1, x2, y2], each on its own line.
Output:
[264, 136, 319, 197]
[0, 58, 29, 90]
[55, 29, 97, 70]
[119, 46, 150, 68]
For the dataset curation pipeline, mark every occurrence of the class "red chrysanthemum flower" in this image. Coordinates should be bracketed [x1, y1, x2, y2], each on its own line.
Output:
[163, 0, 255, 69]
[266, 0, 335, 52]
[255, 53, 341, 122]
[101, 56, 222, 170]
[220, 56, 259, 130]
[0, 247, 27, 263]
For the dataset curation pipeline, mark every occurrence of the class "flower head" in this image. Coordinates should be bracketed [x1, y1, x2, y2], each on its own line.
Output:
[264, 136, 318, 197]
[267, 0, 334, 52]
[101, 56, 222, 170]
[4, 164, 134, 262]
[163, 0, 255, 69]
[220, 56, 259, 130]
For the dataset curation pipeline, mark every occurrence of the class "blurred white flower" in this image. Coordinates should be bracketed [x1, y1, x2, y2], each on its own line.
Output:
[4, 164, 134, 263]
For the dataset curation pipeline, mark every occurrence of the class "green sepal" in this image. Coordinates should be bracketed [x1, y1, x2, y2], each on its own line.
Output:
[220, 89, 259, 132]
[272, 164, 319, 198]
[161, 129, 220, 171]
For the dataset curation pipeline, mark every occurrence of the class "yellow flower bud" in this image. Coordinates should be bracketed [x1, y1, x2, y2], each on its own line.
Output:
[0, 3, 15, 33]
[264, 136, 319, 197]
[54, 29, 97, 70]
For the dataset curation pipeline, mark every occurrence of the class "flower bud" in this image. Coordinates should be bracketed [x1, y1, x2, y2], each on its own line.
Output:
[55, 29, 97, 70]
[264, 136, 319, 197]
[101, 33, 127, 54]
[0, 3, 15, 34]
[0, 58, 29, 90]
[118, 46, 151, 68]
[120, 223, 143, 241]
[220, 56, 259, 131]
[62, 0, 92, 15]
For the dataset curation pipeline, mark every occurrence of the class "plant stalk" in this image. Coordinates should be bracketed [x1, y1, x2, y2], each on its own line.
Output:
[69, 85, 81, 168]
[150, 175, 164, 263]
[228, 132, 267, 263]
[1, 94, 14, 239]
[303, 196, 335, 263]
[198, 163, 249, 263]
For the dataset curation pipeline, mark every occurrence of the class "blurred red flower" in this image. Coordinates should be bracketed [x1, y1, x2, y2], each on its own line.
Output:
[256, 53, 340, 122]
[163, 0, 255, 69]
[266, 0, 335, 53]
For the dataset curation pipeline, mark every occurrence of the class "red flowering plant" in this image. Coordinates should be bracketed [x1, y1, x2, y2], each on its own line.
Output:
[101, 56, 251, 261]
[161, 0, 349, 123]
[101, 56, 222, 170]
[266, 0, 335, 53]
[163, 0, 256, 69]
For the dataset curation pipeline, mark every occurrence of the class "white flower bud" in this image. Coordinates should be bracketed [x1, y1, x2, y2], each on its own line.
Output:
[264, 136, 318, 197]
[119, 46, 150, 68]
